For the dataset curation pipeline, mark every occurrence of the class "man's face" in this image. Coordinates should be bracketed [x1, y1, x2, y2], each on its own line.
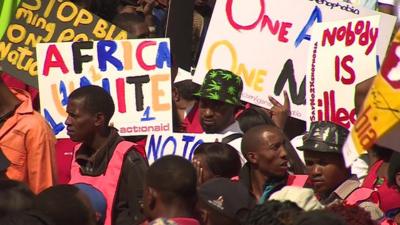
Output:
[65, 97, 96, 142]
[304, 151, 350, 198]
[252, 130, 288, 178]
[199, 98, 236, 134]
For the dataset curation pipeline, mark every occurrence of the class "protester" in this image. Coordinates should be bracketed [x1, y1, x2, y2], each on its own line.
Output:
[0, 211, 55, 225]
[294, 210, 347, 225]
[269, 186, 324, 211]
[327, 204, 375, 225]
[195, 69, 245, 161]
[197, 178, 253, 225]
[0, 75, 57, 194]
[245, 200, 303, 225]
[192, 142, 241, 185]
[143, 155, 200, 225]
[297, 121, 354, 204]
[33, 184, 96, 225]
[0, 180, 35, 218]
[112, 12, 150, 38]
[65, 85, 148, 225]
[240, 125, 307, 204]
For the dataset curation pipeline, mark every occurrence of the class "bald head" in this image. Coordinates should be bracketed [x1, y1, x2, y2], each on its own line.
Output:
[241, 125, 285, 158]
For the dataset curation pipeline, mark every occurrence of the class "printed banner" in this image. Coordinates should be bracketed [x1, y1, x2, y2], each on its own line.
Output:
[194, 0, 396, 120]
[146, 133, 224, 164]
[306, 16, 379, 129]
[36, 39, 172, 138]
[343, 41, 400, 166]
[0, 0, 129, 87]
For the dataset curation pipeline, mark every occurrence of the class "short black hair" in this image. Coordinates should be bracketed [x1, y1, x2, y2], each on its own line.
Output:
[241, 125, 285, 158]
[194, 142, 241, 178]
[146, 155, 197, 204]
[173, 80, 200, 101]
[112, 12, 146, 33]
[294, 210, 346, 225]
[0, 179, 35, 218]
[237, 107, 276, 133]
[246, 200, 303, 225]
[0, 211, 54, 225]
[33, 185, 95, 225]
[69, 85, 115, 124]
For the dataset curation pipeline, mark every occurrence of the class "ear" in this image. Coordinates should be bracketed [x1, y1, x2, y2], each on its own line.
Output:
[172, 87, 180, 102]
[197, 207, 209, 225]
[94, 112, 106, 127]
[148, 187, 158, 210]
[247, 151, 258, 164]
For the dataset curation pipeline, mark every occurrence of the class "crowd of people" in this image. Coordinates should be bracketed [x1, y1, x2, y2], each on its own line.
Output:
[1, 0, 400, 225]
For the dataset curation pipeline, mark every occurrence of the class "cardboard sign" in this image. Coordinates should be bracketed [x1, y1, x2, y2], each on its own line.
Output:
[0, 0, 128, 87]
[306, 16, 379, 129]
[36, 39, 172, 138]
[343, 41, 400, 166]
[194, 0, 396, 120]
[146, 133, 224, 164]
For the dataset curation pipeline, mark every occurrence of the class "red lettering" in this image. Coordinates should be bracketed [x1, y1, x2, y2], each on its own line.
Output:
[42, 44, 69, 76]
[136, 41, 156, 71]
[226, 0, 265, 30]
[278, 22, 292, 43]
[335, 55, 355, 85]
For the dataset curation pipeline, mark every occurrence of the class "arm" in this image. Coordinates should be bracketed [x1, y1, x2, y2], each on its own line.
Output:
[26, 115, 57, 194]
[113, 150, 149, 225]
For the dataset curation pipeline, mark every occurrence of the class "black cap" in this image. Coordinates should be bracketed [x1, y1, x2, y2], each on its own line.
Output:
[198, 178, 253, 220]
[297, 121, 349, 154]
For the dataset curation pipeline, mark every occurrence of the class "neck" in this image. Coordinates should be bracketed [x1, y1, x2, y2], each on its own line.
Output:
[250, 168, 269, 202]
[0, 84, 20, 115]
[85, 127, 111, 152]
[155, 201, 194, 220]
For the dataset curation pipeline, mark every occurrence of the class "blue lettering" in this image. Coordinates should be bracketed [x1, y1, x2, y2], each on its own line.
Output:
[59, 80, 68, 106]
[97, 40, 123, 72]
[295, 6, 322, 47]
[189, 140, 204, 160]
[156, 41, 172, 69]
[182, 135, 195, 158]
[141, 106, 156, 121]
[44, 109, 65, 135]
[102, 78, 110, 94]
[147, 135, 162, 161]
[161, 136, 177, 157]
[80, 76, 92, 87]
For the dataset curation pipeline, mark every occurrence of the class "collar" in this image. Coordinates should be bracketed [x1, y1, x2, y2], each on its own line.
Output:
[321, 175, 359, 205]
[10, 88, 33, 115]
[76, 128, 123, 175]
[221, 121, 243, 134]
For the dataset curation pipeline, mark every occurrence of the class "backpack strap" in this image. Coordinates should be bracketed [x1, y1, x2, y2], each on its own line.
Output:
[221, 133, 243, 144]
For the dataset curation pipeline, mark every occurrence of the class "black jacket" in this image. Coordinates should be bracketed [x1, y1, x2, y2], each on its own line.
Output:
[75, 129, 148, 225]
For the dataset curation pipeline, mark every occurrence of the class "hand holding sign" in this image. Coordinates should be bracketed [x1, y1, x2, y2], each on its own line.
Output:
[268, 91, 291, 129]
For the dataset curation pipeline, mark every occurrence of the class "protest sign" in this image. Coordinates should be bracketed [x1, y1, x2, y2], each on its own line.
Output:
[36, 39, 172, 138]
[343, 40, 400, 166]
[0, 0, 128, 87]
[146, 133, 224, 164]
[194, 0, 396, 120]
[306, 16, 379, 129]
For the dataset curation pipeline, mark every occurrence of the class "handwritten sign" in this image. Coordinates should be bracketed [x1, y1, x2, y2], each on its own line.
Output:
[36, 39, 172, 138]
[194, 0, 396, 120]
[307, 16, 379, 129]
[343, 40, 400, 166]
[0, 0, 128, 87]
[146, 133, 224, 164]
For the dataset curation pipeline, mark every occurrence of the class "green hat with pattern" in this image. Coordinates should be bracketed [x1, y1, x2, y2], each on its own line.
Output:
[194, 69, 244, 106]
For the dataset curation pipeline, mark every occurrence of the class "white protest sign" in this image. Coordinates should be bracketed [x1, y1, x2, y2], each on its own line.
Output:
[306, 16, 379, 129]
[146, 133, 224, 164]
[194, 0, 396, 121]
[37, 39, 172, 138]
